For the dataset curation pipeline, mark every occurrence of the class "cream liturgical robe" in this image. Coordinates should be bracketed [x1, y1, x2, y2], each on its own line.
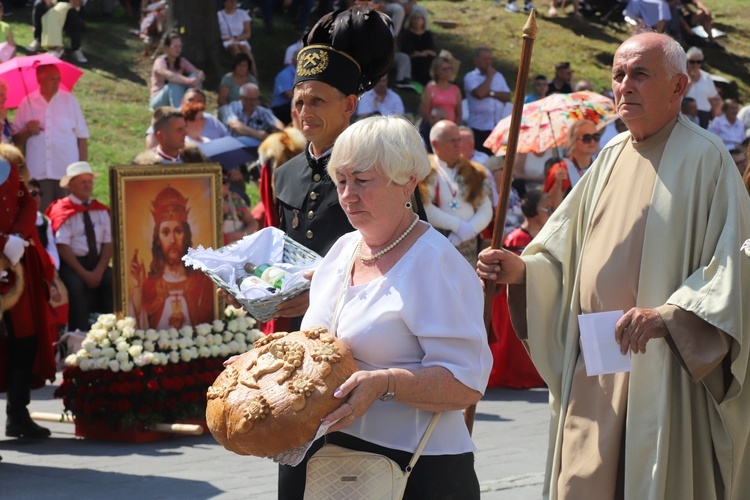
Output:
[508, 115, 750, 500]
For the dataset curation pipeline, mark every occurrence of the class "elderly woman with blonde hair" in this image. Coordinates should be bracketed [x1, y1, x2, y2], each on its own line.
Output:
[280, 114, 493, 497]
[543, 118, 600, 209]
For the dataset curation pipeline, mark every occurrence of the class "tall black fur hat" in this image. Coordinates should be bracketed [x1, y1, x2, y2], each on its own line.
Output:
[295, 4, 394, 97]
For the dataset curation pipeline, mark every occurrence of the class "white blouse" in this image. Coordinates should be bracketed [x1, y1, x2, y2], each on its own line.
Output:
[302, 226, 492, 455]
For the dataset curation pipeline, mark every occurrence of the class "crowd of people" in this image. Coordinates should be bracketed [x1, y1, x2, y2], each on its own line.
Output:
[2, 2, 750, 498]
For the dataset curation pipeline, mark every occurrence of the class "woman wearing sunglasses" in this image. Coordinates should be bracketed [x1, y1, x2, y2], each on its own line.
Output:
[543, 119, 600, 209]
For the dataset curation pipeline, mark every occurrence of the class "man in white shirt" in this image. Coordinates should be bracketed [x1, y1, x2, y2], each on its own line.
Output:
[12, 64, 89, 211]
[419, 120, 493, 266]
[464, 47, 511, 155]
[223, 83, 284, 142]
[681, 96, 700, 125]
[145, 88, 228, 149]
[708, 99, 745, 151]
[133, 107, 208, 165]
[356, 75, 405, 118]
[737, 104, 750, 137]
[45, 162, 113, 332]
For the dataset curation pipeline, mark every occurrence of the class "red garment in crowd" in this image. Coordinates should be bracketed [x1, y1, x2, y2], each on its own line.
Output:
[487, 227, 545, 389]
[251, 160, 289, 335]
[543, 160, 573, 194]
[258, 160, 279, 229]
[0, 167, 57, 391]
[45, 196, 109, 233]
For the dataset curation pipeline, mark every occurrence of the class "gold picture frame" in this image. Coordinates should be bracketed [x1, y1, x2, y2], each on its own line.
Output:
[110, 164, 223, 330]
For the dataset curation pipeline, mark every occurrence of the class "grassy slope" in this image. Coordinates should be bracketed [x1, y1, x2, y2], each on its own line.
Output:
[5, 0, 749, 204]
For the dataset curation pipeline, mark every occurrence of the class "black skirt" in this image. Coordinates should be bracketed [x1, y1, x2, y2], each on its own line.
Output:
[277, 431, 480, 499]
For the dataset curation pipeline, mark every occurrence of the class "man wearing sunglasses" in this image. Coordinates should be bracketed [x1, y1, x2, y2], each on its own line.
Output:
[479, 32, 750, 499]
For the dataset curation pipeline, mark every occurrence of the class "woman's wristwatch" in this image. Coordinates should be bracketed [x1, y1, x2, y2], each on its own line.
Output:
[380, 370, 396, 401]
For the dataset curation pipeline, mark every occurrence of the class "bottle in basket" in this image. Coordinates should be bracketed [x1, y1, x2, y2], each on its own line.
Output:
[243, 262, 288, 289]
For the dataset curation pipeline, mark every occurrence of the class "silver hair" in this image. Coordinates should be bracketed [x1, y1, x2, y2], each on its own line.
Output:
[662, 37, 687, 79]
[686, 46, 704, 61]
[239, 82, 260, 97]
[625, 32, 686, 80]
[328, 115, 431, 185]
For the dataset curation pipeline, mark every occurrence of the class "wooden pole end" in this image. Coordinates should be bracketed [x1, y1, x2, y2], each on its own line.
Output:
[523, 9, 538, 39]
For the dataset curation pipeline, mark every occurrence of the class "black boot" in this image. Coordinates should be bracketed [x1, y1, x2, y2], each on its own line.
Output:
[5, 334, 51, 439]
[5, 408, 51, 439]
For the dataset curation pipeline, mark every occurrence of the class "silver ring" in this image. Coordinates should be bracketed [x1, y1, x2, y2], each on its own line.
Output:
[346, 401, 355, 413]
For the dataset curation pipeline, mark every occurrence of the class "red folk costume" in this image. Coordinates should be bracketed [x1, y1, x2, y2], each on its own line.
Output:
[488, 227, 545, 389]
[141, 187, 214, 330]
[45, 197, 110, 233]
[45, 196, 109, 333]
[0, 163, 56, 392]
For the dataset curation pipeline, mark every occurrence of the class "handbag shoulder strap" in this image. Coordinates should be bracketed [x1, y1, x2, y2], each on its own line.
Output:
[329, 243, 358, 337]
[405, 412, 441, 473]
[220, 11, 234, 37]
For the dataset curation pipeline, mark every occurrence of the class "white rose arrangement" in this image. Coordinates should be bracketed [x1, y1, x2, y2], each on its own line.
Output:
[64, 308, 261, 371]
[55, 307, 263, 430]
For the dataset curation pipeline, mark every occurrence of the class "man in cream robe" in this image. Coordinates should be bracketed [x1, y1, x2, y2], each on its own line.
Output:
[479, 33, 750, 499]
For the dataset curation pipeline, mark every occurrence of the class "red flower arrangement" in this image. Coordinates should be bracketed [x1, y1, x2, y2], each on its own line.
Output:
[55, 358, 227, 430]
[54, 310, 261, 432]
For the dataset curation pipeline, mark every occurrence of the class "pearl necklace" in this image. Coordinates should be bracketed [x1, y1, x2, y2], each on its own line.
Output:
[357, 214, 420, 264]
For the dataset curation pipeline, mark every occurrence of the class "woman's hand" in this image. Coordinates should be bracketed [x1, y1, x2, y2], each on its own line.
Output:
[223, 354, 241, 366]
[321, 370, 389, 433]
[554, 166, 568, 185]
[273, 270, 314, 318]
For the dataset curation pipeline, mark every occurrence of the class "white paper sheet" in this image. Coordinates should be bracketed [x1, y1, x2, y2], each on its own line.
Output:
[578, 310, 631, 377]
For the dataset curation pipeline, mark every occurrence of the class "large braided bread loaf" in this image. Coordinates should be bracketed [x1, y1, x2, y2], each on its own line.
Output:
[206, 327, 358, 457]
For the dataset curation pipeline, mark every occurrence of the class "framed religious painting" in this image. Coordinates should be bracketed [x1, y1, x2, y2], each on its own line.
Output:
[110, 164, 223, 330]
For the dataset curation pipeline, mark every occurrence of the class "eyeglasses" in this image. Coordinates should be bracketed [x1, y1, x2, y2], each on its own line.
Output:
[29, 190, 43, 198]
[580, 133, 601, 144]
[688, 60, 703, 65]
[439, 66, 454, 72]
[540, 207, 553, 215]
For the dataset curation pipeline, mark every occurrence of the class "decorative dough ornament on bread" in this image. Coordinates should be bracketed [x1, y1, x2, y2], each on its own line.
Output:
[206, 326, 358, 457]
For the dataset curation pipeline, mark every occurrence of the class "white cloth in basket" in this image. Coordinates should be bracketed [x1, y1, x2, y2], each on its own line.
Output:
[182, 227, 318, 300]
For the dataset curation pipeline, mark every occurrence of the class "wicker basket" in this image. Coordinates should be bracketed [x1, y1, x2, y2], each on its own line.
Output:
[204, 235, 321, 322]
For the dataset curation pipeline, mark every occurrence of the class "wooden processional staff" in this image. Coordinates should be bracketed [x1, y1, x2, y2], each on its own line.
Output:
[465, 10, 537, 435]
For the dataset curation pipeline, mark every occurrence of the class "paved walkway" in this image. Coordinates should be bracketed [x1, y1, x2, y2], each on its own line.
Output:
[0, 373, 549, 499]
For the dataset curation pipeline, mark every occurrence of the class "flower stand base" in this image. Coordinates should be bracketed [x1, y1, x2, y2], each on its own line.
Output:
[74, 419, 208, 443]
